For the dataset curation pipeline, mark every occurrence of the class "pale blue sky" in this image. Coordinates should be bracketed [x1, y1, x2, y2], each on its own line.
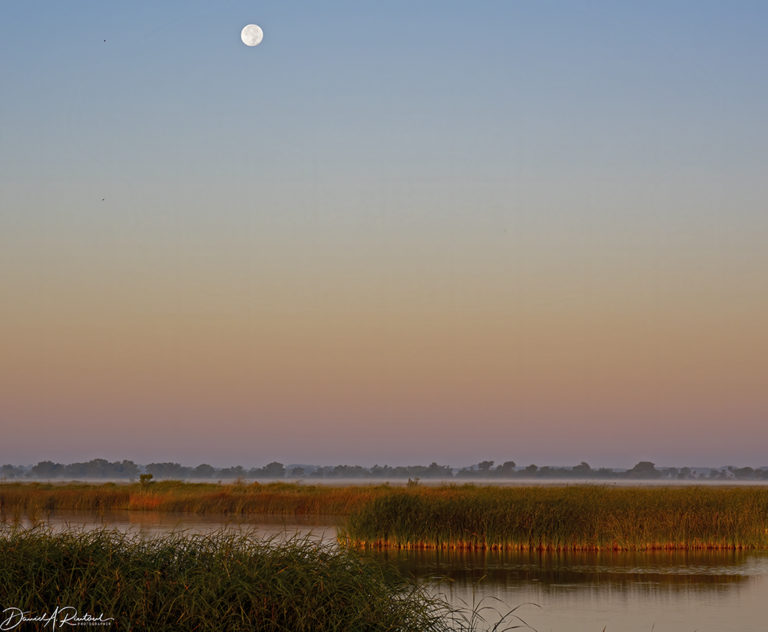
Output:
[2, 2, 768, 467]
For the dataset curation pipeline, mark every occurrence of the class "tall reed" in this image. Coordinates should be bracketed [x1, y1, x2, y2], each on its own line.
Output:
[5, 482, 768, 551]
[0, 481, 384, 517]
[0, 482, 130, 513]
[343, 485, 768, 551]
[0, 528, 459, 632]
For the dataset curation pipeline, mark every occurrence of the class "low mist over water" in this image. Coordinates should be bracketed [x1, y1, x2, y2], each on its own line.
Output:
[5, 458, 768, 484]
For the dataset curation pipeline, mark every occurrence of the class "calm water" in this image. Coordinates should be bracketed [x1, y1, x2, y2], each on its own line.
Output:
[4, 511, 768, 632]
[378, 547, 768, 632]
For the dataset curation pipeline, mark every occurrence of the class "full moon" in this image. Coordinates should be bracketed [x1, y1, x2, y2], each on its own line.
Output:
[240, 24, 263, 47]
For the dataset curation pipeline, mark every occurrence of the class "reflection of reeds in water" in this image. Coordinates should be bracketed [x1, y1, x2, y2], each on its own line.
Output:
[0, 528, 479, 632]
[370, 547, 757, 595]
[343, 486, 768, 551]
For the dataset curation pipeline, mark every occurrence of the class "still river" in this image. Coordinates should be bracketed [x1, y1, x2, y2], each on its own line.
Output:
[4, 510, 768, 632]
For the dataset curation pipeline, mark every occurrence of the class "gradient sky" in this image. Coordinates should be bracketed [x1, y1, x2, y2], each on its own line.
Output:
[2, 1, 767, 468]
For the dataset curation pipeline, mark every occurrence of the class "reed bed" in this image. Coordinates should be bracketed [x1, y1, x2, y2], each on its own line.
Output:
[0, 482, 131, 514]
[5, 482, 768, 551]
[0, 528, 468, 632]
[343, 485, 768, 551]
[0, 481, 385, 518]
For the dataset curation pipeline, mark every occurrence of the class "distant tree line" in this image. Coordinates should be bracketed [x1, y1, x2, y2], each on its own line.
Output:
[2, 458, 768, 481]
[0, 459, 289, 481]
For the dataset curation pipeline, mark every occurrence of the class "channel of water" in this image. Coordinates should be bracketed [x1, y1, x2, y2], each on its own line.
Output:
[3, 510, 768, 632]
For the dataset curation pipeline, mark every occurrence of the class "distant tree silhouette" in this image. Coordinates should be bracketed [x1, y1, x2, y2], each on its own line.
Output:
[146, 462, 189, 479]
[1, 464, 23, 479]
[219, 465, 245, 479]
[496, 461, 517, 476]
[627, 461, 660, 479]
[261, 462, 286, 478]
[8, 457, 768, 482]
[573, 461, 591, 474]
[30, 461, 63, 478]
[193, 464, 216, 478]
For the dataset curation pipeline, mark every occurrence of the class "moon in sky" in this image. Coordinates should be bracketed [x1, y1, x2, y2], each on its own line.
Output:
[240, 24, 263, 47]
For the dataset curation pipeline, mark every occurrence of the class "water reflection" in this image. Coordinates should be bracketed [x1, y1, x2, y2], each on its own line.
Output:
[5, 511, 768, 631]
[367, 548, 768, 632]
[372, 548, 759, 593]
[0, 509, 340, 541]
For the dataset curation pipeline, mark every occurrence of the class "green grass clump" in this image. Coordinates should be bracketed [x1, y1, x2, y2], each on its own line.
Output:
[0, 528, 458, 632]
[343, 485, 768, 551]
